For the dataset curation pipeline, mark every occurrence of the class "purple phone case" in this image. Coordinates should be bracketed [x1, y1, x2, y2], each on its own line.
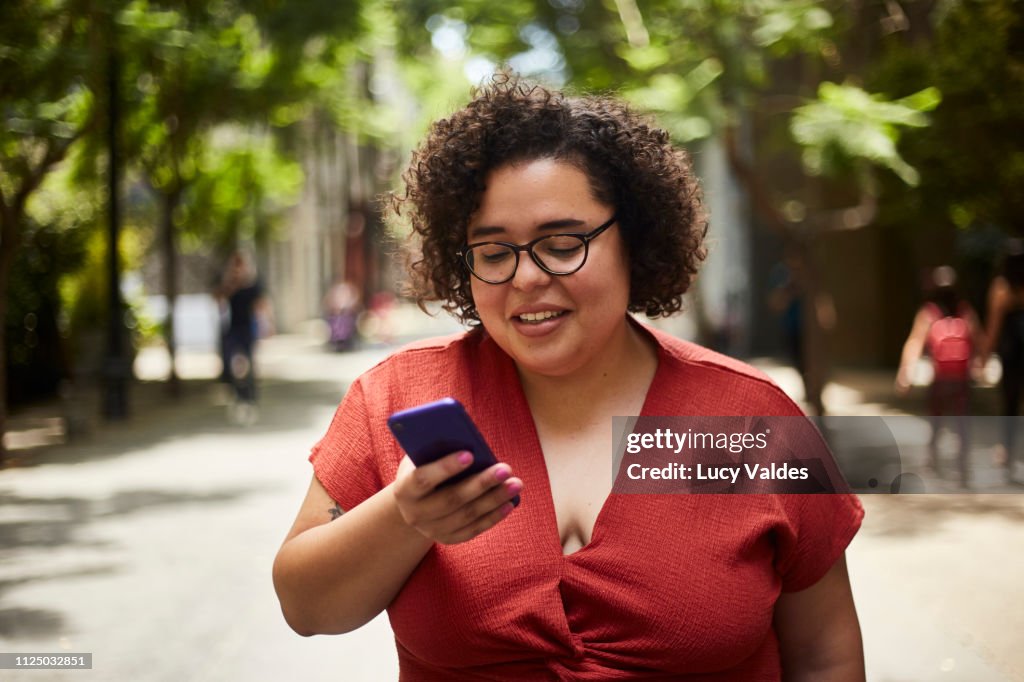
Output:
[387, 398, 520, 505]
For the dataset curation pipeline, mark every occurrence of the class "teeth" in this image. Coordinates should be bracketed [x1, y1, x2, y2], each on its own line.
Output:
[518, 311, 563, 322]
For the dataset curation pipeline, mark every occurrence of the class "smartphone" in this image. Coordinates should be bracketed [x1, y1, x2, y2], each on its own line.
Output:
[387, 398, 520, 506]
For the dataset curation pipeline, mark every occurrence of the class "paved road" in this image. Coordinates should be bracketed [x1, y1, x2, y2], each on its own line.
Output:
[0, 338, 402, 682]
[0, 331, 1021, 681]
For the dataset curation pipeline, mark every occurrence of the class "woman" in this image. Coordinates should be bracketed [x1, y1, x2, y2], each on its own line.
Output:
[982, 241, 1024, 483]
[273, 75, 865, 680]
[895, 266, 982, 487]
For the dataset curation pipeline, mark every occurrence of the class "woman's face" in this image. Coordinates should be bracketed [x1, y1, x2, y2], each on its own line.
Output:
[467, 158, 631, 379]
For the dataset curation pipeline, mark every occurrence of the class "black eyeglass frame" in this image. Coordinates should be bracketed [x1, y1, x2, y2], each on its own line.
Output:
[457, 214, 618, 285]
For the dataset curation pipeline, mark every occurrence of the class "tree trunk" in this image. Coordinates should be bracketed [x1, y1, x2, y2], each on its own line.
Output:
[792, 237, 830, 416]
[161, 190, 181, 397]
[0, 203, 24, 462]
[0, 249, 11, 463]
[721, 125, 829, 415]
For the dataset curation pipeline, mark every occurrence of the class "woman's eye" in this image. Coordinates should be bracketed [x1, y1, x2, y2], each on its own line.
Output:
[479, 248, 512, 263]
[541, 240, 584, 259]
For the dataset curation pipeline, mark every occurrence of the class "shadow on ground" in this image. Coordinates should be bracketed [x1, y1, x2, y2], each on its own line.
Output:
[0, 486, 260, 640]
[861, 494, 1024, 538]
[1, 377, 349, 470]
[0, 376, 349, 641]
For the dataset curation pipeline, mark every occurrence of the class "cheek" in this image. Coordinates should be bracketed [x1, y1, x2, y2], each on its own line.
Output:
[469, 280, 502, 320]
[587, 248, 632, 308]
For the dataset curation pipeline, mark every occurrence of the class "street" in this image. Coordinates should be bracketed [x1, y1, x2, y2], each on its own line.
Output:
[0, 336, 402, 682]
[0, 330, 1022, 681]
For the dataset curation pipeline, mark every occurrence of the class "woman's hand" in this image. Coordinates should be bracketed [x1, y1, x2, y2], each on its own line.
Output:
[392, 452, 523, 545]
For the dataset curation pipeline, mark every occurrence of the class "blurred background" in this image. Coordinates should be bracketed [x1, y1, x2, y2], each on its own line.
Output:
[2, 0, 1022, 436]
[2, 1, 1023, 680]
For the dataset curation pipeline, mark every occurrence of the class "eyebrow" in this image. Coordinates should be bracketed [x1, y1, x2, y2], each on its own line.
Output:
[467, 218, 587, 240]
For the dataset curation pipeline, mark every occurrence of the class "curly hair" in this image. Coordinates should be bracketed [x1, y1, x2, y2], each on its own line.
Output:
[391, 73, 707, 324]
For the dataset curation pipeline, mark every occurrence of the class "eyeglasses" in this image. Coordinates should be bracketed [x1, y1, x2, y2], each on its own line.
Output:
[458, 215, 618, 285]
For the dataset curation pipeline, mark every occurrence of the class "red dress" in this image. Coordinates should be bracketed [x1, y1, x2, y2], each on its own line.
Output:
[310, 323, 864, 681]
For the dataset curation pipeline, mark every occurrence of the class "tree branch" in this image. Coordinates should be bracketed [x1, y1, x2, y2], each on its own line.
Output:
[722, 124, 794, 243]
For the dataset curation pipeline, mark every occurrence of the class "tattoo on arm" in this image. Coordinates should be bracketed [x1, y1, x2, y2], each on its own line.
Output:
[328, 503, 344, 521]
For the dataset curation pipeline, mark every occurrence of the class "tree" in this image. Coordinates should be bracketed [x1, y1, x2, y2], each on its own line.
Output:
[117, 0, 362, 393]
[0, 1, 98, 459]
[390, 0, 940, 413]
[869, 0, 1024, 238]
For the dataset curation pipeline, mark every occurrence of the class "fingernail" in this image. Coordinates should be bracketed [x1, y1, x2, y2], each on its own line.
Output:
[494, 466, 510, 482]
[506, 481, 523, 495]
[457, 451, 473, 466]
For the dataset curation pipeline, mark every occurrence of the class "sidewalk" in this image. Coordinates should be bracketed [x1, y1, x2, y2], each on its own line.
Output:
[2, 312, 1023, 681]
[3, 305, 465, 459]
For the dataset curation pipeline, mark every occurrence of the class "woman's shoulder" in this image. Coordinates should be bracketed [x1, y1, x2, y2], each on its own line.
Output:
[350, 328, 495, 409]
[640, 322, 804, 416]
[644, 323, 782, 385]
[362, 329, 478, 369]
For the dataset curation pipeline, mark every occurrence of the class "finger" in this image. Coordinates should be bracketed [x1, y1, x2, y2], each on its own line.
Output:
[440, 500, 517, 545]
[399, 451, 475, 500]
[434, 476, 522, 531]
[418, 463, 515, 520]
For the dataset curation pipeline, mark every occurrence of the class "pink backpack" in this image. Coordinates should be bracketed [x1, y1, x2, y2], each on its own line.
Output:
[925, 303, 972, 380]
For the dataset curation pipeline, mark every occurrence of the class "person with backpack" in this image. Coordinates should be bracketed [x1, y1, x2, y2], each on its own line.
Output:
[896, 266, 983, 487]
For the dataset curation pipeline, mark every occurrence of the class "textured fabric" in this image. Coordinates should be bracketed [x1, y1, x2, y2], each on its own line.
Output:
[309, 322, 864, 681]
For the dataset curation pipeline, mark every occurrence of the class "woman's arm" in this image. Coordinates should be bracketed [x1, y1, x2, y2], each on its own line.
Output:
[981, 277, 1010, 362]
[774, 554, 865, 682]
[272, 453, 522, 636]
[964, 306, 987, 380]
[272, 475, 432, 636]
[895, 308, 933, 393]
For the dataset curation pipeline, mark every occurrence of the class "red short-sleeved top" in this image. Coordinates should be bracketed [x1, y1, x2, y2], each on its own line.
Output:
[310, 323, 863, 681]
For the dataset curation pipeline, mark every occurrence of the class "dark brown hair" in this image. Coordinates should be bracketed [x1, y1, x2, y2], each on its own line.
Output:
[391, 73, 707, 324]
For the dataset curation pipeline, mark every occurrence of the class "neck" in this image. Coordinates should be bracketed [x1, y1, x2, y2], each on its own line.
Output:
[517, 317, 658, 425]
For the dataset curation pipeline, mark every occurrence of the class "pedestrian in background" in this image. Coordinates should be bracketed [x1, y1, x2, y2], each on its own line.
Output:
[274, 74, 864, 680]
[217, 250, 273, 424]
[896, 265, 982, 486]
[981, 240, 1024, 484]
[322, 276, 361, 352]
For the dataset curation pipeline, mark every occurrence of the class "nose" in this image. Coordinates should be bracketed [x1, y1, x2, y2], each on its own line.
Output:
[510, 250, 552, 291]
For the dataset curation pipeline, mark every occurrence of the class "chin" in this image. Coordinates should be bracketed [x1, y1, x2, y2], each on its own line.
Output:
[508, 342, 586, 379]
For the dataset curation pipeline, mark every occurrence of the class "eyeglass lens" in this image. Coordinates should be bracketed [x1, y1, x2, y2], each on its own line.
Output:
[465, 234, 587, 282]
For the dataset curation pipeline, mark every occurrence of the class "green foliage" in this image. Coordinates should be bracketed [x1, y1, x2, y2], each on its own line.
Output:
[179, 128, 304, 252]
[855, 0, 1023, 246]
[621, 62, 723, 142]
[890, 0, 1024, 233]
[3, 218, 89, 404]
[791, 82, 940, 185]
[0, 0, 94, 199]
[6, 160, 94, 403]
[386, 0, 936, 191]
[119, 0, 266, 193]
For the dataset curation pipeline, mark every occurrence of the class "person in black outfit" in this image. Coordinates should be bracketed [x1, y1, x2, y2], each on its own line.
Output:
[982, 240, 1024, 483]
[217, 251, 272, 421]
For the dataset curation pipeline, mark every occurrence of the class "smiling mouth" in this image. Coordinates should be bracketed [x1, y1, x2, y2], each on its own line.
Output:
[516, 310, 568, 324]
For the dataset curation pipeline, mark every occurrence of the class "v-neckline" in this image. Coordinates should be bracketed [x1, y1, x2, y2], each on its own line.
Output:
[499, 321, 669, 561]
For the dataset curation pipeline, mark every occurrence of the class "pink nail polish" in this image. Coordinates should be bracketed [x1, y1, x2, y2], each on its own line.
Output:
[494, 467, 511, 482]
[457, 451, 473, 466]
[506, 481, 523, 495]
